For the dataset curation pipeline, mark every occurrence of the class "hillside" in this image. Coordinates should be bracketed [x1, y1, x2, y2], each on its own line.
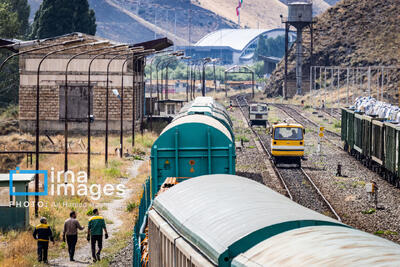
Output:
[196, 0, 287, 29]
[196, 0, 338, 30]
[28, 0, 339, 44]
[28, 0, 237, 44]
[265, 0, 400, 97]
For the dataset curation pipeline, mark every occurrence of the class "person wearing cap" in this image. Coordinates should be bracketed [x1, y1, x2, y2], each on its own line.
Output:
[33, 217, 54, 263]
[87, 208, 108, 262]
[63, 211, 85, 261]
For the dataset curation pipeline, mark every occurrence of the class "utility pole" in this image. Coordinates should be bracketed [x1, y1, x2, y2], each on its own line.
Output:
[174, 11, 177, 51]
[213, 61, 217, 93]
[154, 8, 157, 39]
[136, 0, 140, 14]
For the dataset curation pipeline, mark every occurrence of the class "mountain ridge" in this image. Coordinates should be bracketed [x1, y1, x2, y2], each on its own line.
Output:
[27, 0, 338, 44]
[265, 0, 400, 97]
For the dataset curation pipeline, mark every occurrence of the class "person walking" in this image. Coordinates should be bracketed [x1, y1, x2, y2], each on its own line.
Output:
[87, 208, 108, 262]
[63, 211, 85, 261]
[33, 217, 55, 264]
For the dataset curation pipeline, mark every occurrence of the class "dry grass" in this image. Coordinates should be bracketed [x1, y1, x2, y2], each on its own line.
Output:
[196, 0, 285, 29]
[195, 0, 330, 29]
[0, 132, 157, 266]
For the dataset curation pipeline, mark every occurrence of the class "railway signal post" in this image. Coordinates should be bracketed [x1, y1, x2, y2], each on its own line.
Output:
[317, 126, 324, 156]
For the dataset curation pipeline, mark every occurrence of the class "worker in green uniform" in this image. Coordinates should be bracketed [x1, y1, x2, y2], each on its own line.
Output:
[87, 208, 108, 262]
[33, 217, 55, 263]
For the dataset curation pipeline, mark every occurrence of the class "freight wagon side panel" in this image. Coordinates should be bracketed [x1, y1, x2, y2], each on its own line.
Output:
[397, 128, 400, 183]
[354, 113, 363, 153]
[348, 111, 355, 149]
[341, 108, 348, 142]
[384, 124, 397, 174]
[362, 116, 372, 158]
[371, 120, 384, 165]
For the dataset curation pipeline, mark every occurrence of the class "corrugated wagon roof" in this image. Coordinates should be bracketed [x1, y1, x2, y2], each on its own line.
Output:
[153, 175, 344, 266]
[232, 226, 400, 267]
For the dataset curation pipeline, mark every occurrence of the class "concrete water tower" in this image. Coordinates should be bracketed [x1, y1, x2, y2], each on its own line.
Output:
[282, 1, 313, 96]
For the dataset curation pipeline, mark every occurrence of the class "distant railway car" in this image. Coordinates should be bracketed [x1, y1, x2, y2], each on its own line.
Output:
[248, 103, 268, 127]
[174, 97, 234, 139]
[271, 122, 305, 167]
[148, 175, 400, 267]
[341, 108, 400, 187]
[150, 97, 236, 196]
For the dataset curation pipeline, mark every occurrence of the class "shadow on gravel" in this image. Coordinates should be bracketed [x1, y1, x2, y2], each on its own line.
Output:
[302, 166, 325, 171]
[237, 171, 264, 185]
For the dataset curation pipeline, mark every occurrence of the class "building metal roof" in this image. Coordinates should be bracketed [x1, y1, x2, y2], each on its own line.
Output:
[195, 29, 284, 51]
[0, 173, 35, 182]
[232, 225, 400, 267]
[153, 175, 344, 266]
[133, 37, 173, 51]
[0, 33, 172, 53]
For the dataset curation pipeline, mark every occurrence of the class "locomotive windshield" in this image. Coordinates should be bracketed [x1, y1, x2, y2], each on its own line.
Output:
[274, 127, 303, 140]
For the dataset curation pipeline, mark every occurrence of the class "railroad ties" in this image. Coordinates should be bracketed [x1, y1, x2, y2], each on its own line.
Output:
[235, 95, 341, 221]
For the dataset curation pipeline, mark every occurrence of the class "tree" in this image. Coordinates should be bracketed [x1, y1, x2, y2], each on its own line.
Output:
[255, 35, 286, 60]
[0, 2, 20, 38]
[0, 2, 21, 107]
[30, 0, 97, 39]
[0, 0, 30, 37]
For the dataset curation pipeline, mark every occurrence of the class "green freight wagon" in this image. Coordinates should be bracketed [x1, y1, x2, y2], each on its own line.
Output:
[341, 107, 400, 187]
[151, 114, 236, 198]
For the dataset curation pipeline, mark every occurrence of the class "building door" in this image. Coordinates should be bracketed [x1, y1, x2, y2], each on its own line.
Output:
[59, 85, 93, 121]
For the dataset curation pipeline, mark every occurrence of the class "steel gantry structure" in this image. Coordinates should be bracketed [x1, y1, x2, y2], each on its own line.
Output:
[0, 36, 164, 217]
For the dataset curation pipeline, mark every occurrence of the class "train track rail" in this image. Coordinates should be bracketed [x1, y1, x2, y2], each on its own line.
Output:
[236, 95, 341, 221]
[315, 107, 342, 120]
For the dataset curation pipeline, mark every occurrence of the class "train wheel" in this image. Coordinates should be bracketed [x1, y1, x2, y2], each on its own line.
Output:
[297, 158, 302, 168]
[344, 142, 349, 152]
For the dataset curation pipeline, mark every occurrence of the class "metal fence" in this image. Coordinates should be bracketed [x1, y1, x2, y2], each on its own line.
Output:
[133, 177, 152, 267]
[309, 66, 400, 109]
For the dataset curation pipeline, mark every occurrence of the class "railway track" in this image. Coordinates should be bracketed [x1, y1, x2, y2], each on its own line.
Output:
[315, 107, 342, 120]
[236, 95, 341, 221]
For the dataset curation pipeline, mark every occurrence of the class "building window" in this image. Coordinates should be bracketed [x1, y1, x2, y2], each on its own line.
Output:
[59, 85, 93, 121]
[0, 187, 14, 206]
[167, 104, 175, 115]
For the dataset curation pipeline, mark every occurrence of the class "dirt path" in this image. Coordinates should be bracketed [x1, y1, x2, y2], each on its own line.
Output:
[48, 160, 143, 267]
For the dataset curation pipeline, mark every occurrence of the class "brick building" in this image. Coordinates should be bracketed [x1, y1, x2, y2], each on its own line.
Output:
[7, 33, 172, 133]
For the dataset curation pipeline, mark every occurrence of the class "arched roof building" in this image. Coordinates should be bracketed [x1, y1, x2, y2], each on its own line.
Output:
[184, 28, 295, 65]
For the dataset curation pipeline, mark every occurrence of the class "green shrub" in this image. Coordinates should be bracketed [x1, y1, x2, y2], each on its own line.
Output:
[86, 207, 94, 216]
[103, 160, 124, 179]
[126, 202, 137, 212]
[374, 230, 398, 235]
[361, 208, 376, 214]
[235, 135, 250, 142]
